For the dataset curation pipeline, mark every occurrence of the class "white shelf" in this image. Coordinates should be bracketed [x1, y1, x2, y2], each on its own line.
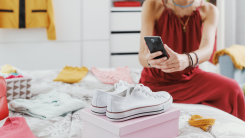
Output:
[111, 7, 142, 12]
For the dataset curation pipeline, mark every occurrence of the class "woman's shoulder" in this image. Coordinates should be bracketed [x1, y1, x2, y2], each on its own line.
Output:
[142, 0, 165, 21]
[142, 0, 164, 13]
[201, 1, 218, 11]
[199, 0, 218, 20]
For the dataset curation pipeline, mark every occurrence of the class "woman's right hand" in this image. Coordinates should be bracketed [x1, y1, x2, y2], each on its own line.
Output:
[144, 42, 168, 68]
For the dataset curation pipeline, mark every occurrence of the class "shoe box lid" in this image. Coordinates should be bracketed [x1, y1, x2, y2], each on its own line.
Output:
[80, 107, 180, 137]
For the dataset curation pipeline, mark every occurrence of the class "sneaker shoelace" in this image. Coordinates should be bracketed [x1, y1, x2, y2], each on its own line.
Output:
[137, 84, 163, 98]
[114, 80, 131, 89]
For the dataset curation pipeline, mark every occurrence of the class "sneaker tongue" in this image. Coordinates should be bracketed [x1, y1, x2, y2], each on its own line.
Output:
[114, 81, 127, 89]
[114, 86, 127, 94]
[126, 86, 138, 96]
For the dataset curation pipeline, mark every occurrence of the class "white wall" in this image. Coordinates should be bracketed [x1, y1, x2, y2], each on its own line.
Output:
[236, 0, 245, 45]
[224, 0, 245, 48]
[81, 0, 110, 68]
[0, 0, 82, 70]
[224, 0, 236, 48]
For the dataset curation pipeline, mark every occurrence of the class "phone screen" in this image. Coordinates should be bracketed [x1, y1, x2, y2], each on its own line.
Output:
[144, 36, 169, 59]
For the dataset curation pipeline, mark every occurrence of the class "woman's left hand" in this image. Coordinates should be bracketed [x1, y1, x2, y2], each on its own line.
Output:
[155, 44, 190, 73]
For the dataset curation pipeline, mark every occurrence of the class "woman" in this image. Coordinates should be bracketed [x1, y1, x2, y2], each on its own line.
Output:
[139, 0, 245, 121]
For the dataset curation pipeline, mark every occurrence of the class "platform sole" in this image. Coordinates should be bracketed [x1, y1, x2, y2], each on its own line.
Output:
[106, 96, 173, 121]
[91, 105, 107, 116]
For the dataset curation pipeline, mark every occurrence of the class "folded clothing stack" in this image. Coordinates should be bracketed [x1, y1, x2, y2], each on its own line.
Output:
[0, 65, 33, 103]
[0, 65, 24, 79]
[8, 90, 87, 120]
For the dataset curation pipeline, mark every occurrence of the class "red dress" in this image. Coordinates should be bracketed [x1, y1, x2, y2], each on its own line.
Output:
[139, 0, 245, 121]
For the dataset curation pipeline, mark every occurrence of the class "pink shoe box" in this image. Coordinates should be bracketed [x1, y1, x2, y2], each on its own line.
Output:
[81, 107, 180, 138]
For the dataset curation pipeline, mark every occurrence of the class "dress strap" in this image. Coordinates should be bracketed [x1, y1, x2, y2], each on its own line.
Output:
[162, 0, 168, 9]
[196, 0, 203, 10]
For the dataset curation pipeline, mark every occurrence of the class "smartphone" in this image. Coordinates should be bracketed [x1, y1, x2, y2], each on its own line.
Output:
[144, 36, 169, 59]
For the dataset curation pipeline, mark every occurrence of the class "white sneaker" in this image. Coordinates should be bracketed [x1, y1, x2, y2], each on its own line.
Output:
[91, 80, 134, 115]
[106, 84, 173, 121]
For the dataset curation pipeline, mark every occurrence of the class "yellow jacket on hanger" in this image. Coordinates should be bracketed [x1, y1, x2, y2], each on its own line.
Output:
[0, 0, 56, 40]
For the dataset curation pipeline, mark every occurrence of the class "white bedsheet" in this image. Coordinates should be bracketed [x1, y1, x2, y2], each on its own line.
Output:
[0, 69, 245, 138]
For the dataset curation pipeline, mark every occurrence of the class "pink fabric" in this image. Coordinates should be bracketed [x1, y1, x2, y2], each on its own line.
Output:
[91, 67, 134, 85]
[0, 117, 36, 138]
[5, 75, 23, 79]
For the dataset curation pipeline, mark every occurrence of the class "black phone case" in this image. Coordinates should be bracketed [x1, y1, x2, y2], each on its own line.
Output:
[144, 37, 169, 59]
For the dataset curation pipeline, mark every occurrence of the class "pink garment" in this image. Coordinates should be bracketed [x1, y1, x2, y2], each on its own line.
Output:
[91, 67, 134, 85]
[0, 117, 36, 138]
[5, 75, 23, 79]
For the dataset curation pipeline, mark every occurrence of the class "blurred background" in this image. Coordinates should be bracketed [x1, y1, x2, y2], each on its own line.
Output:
[0, 0, 244, 71]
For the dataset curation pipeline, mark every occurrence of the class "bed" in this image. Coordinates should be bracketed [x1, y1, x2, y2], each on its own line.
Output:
[1, 67, 245, 138]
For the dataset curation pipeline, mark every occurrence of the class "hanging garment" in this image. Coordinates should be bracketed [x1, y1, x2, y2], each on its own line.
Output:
[91, 67, 134, 85]
[139, 0, 245, 121]
[0, 76, 9, 121]
[213, 45, 245, 70]
[8, 90, 86, 119]
[0, 117, 36, 138]
[54, 66, 89, 83]
[0, 0, 56, 40]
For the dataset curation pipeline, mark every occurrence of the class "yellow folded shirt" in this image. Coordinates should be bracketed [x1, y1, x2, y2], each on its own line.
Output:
[1, 64, 16, 74]
[188, 115, 215, 132]
[213, 45, 245, 70]
[54, 66, 89, 83]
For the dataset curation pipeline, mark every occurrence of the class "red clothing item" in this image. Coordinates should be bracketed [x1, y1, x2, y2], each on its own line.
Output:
[5, 75, 23, 79]
[139, 0, 245, 121]
[0, 117, 36, 138]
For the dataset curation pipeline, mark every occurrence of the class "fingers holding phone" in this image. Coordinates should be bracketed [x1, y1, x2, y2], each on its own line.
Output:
[154, 44, 189, 73]
[144, 36, 169, 68]
[144, 42, 167, 68]
[144, 36, 189, 72]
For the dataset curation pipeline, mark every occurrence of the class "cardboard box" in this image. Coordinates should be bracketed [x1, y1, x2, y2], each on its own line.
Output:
[81, 107, 180, 138]
[5, 77, 32, 103]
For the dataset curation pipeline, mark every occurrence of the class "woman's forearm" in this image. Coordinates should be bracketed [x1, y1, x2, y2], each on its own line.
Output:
[191, 44, 213, 66]
[139, 53, 150, 68]
[191, 4, 218, 66]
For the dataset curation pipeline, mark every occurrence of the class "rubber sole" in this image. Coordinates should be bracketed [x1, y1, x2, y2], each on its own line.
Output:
[91, 105, 106, 116]
[106, 96, 173, 121]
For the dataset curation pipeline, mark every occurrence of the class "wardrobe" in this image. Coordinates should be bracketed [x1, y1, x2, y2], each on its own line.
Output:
[82, 0, 143, 69]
